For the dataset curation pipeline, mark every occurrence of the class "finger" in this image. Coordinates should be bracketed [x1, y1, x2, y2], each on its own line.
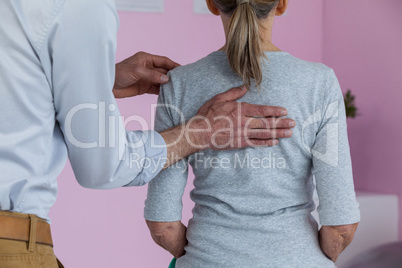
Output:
[242, 103, 288, 118]
[154, 67, 169, 75]
[114, 83, 160, 97]
[147, 85, 161, 95]
[135, 66, 170, 84]
[149, 54, 181, 71]
[113, 87, 140, 99]
[247, 129, 293, 140]
[246, 117, 296, 129]
[212, 86, 248, 103]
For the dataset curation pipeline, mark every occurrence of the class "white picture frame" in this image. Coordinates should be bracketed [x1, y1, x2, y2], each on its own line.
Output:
[193, 0, 211, 14]
[115, 0, 164, 13]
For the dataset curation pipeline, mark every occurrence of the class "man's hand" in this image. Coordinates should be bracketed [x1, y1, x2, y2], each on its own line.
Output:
[319, 223, 359, 262]
[160, 86, 296, 168]
[191, 86, 295, 149]
[113, 52, 180, 98]
[146, 220, 187, 258]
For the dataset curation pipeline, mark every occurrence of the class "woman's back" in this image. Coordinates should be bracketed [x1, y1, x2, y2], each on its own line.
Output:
[145, 51, 359, 267]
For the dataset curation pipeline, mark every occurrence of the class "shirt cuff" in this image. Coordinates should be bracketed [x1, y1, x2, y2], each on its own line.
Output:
[144, 213, 182, 223]
[125, 130, 167, 187]
[318, 205, 361, 226]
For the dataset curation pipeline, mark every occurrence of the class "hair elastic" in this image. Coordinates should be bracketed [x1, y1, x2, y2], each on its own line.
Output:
[237, 0, 250, 5]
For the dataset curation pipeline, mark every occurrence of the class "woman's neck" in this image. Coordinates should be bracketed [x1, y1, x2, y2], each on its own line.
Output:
[219, 42, 282, 52]
[219, 14, 281, 52]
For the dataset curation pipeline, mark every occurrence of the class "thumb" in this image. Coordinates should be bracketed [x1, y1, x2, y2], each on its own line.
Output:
[136, 66, 170, 84]
[215, 85, 248, 103]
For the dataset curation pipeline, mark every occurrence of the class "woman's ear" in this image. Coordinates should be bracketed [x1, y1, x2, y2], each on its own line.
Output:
[275, 0, 289, 16]
[206, 0, 220, 16]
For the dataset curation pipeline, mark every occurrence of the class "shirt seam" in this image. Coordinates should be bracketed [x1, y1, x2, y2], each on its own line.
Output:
[36, 0, 65, 55]
[316, 69, 333, 135]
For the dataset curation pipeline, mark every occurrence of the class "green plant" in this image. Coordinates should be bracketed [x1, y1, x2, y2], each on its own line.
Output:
[344, 89, 358, 118]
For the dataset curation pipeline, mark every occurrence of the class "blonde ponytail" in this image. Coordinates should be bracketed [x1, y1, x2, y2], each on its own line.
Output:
[213, 0, 280, 89]
[227, 2, 263, 89]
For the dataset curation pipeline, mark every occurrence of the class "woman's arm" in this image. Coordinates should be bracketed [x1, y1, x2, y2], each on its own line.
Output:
[144, 77, 190, 257]
[311, 69, 360, 259]
[319, 223, 359, 262]
[146, 220, 188, 258]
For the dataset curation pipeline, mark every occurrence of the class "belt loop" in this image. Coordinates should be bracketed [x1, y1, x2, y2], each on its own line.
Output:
[28, 214, 38, 252]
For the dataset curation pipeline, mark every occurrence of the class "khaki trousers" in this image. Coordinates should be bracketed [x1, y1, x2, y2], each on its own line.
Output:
[0, 211, 63, 268]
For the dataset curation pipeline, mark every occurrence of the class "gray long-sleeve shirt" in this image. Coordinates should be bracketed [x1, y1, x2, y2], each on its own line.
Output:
[145, 51, 360, 267]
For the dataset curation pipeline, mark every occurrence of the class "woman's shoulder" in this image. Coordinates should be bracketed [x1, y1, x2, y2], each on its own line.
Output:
[169, 51, 231, 81]
[279, 53, 333, 77]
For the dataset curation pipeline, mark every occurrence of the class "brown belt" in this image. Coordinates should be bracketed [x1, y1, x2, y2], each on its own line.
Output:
[0, 212, 53, 248]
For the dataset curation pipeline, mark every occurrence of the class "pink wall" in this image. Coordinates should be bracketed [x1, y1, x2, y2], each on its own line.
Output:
[49, 1, 326, 267]
[323, 0, 402, 239]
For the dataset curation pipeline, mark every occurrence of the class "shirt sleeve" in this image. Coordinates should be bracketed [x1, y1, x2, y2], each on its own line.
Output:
[42, 0, 167, 189]
[144, 75, 189, 222]
[312, 69, 360, 226]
